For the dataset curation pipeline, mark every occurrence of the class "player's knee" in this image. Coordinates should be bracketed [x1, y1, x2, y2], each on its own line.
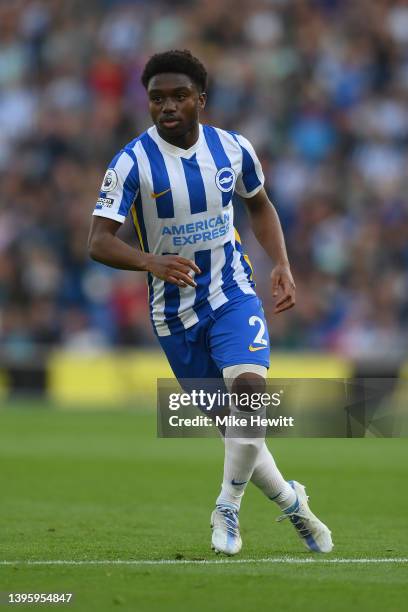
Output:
[223, 364, 266, 385]
[223, 364, 267, 413]
[231, 373, 266, 413]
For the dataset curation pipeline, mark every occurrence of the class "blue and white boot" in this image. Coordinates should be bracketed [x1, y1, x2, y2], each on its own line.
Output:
[211, 504, 242, 555]
[277, 481, 333, 553]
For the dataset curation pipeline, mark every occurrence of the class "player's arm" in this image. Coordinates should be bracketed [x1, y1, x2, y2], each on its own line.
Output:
[243, 187, 295, 314]
[88, 216, 200, 288]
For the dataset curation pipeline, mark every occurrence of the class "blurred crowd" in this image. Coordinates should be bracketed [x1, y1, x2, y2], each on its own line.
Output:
[1, 0, 407, 360]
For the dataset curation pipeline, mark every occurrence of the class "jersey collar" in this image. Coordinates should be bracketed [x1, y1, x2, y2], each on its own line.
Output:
[148, 124, 203, 158]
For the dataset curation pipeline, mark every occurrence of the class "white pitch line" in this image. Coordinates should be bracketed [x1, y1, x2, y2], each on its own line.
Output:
[0, 558, 407, 566]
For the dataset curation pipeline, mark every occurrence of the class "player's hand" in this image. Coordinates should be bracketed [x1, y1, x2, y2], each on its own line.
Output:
[145, 254, 201, 288]
[271, 263, 296, 314]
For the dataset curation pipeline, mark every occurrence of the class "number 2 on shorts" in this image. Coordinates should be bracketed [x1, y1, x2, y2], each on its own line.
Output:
[249, 315, 268, 346]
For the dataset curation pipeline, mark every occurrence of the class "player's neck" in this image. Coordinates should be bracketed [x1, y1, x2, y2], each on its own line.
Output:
[156, 123, 200, 150]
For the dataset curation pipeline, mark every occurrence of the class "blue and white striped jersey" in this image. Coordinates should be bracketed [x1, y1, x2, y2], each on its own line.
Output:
[93, 124, 264, 336]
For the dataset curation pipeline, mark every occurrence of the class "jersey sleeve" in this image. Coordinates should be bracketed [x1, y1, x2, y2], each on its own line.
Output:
[93, 149, 140, 223]
[233, 134, 265, 199]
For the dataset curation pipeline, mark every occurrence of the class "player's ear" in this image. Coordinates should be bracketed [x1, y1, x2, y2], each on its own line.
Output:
[198, 92, 207, 110]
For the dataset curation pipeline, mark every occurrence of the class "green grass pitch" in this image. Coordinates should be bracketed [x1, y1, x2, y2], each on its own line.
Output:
[0, 405, 407, 611]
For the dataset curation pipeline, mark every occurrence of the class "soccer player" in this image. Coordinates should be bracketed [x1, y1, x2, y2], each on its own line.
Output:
[88, 50, 333, 555]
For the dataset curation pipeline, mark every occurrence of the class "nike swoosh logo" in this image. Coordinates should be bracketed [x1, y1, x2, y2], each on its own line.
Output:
[249, 345, 268, 352]
[151, 188, 171, 199]
[231, 479, 248, 486]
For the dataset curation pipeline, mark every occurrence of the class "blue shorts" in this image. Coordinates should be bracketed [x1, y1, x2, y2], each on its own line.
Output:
[158, 294, 270, 381]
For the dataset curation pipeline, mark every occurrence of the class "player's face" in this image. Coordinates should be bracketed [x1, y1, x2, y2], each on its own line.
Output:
[147, 73, 206, 143]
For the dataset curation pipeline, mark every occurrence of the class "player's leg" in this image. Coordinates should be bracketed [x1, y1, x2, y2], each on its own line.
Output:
[209, 295, 333, 553]
[215, 364, 267, 511]
[208, 296, 272, 554]
[210, 296, 289, 508]
[250, 443, 297, 508]
[211, 363, 267, 555]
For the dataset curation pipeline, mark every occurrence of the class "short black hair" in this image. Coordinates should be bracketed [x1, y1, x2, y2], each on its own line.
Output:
[141, 49, 207, 92]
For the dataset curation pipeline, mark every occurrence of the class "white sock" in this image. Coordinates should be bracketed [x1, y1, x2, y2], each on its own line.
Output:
[216, 435, 264, 511]
[251, 442, 297, 511]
